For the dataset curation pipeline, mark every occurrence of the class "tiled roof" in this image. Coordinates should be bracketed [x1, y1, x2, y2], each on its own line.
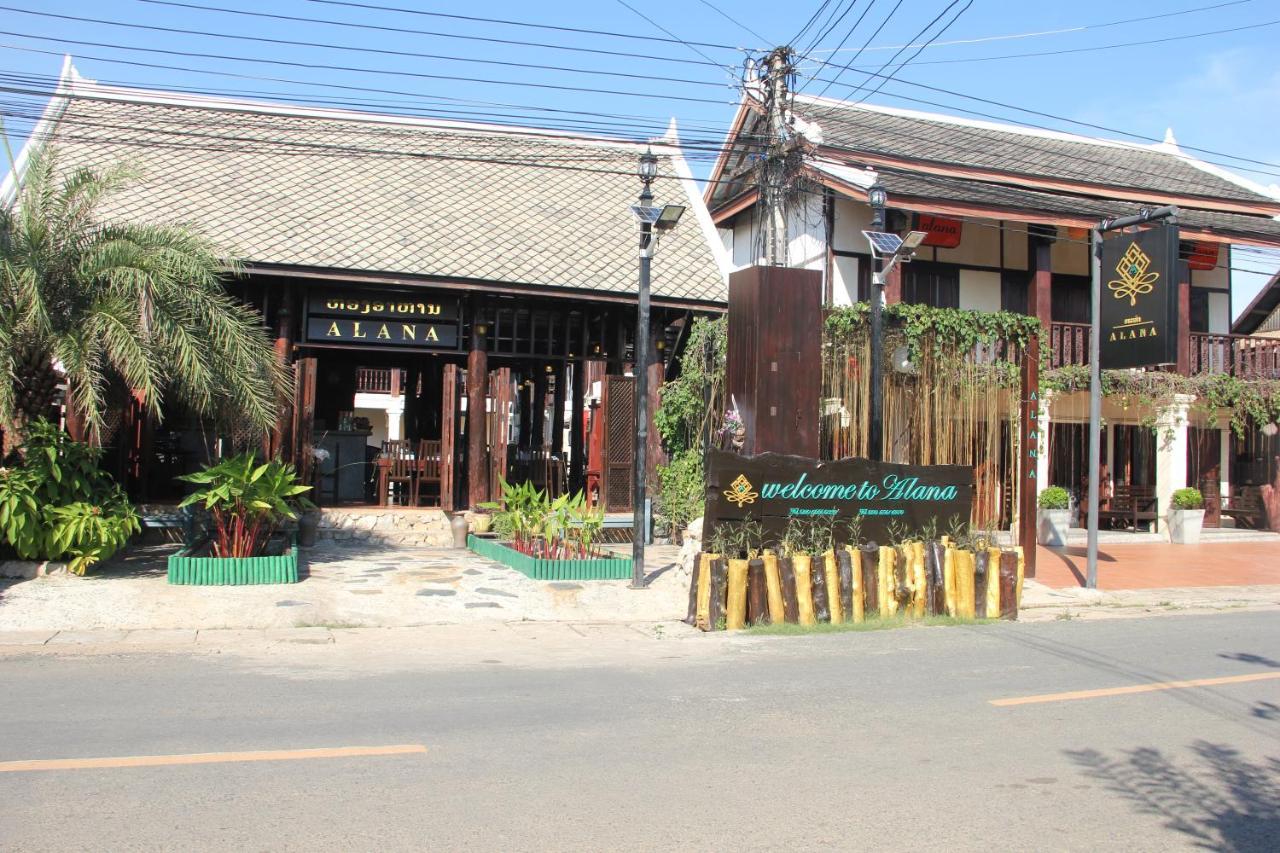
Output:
[850, 165, 1280, 243]
[41, 87, 727, 304]
[797, 97, 1277, 205]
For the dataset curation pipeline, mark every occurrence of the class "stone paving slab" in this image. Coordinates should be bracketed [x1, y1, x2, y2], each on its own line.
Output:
[121, 629, 197, 645]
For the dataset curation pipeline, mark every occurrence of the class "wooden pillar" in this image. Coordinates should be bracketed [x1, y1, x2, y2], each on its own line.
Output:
[271, 289, 294, 462]
[532, 369, 548, 448]
[570, 358, 586, 495]
[517, 376, 533, 449]
[466, 323, 489, 509]
[883, 264, 902, 304]
[1019, 234, 1051, 580]
[1176, 261, 1191, 376]
[550, 363, 566, 456]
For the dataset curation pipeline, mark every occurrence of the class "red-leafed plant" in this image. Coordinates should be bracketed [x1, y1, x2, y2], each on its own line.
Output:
[178, 454, 312, 558]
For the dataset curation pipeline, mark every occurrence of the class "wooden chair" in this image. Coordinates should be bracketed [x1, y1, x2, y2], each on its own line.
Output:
[1222, 486, 1264, 529]
[1098, 484, 1158, 531]
[416, 439, 442, 507]
[381, 439, 417, 506]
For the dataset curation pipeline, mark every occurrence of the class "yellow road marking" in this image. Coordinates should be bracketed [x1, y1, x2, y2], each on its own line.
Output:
[0, 743, 427, 773]
[990, 671, 1280, 707]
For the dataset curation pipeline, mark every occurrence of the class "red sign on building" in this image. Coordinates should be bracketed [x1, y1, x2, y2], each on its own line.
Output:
[915, 214, 963, 248]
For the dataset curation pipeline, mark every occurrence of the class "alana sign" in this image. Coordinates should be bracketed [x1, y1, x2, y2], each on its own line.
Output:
[704, 449, 974, 546]
[304, 290, 459, 349]
[1099, 222, 1179, 369]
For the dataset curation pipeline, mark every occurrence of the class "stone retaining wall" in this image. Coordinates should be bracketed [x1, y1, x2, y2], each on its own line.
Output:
[316, 508, 454, 547]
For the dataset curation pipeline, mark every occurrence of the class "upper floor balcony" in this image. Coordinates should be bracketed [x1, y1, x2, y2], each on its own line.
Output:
[1048, 321, 1280, 379]
[355, 367, 407, 395]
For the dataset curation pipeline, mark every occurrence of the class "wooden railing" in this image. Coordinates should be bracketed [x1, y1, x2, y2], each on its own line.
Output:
[355, 367, 405, 394]
[1046, 323, 1280, 379]
[1189, 333, 1280, 379]
[1048, 321, 1090, 369]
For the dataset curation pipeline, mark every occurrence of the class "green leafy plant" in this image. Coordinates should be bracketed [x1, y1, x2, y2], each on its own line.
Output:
[1171, 487, 1204, 510]
[0, 420, 138, 574]
[0, 147, 290, 449]
[1038, 486, 1070, 510]
[483, 479, 605, 559]
[178, 454, 312, 558]
[655, 449, 705, 540]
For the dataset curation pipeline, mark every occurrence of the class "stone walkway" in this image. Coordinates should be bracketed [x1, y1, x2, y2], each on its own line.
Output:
[0, 543, 687, 632]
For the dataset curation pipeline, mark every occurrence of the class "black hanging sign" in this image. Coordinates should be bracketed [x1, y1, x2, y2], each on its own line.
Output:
[704, 449, 975, 547]
[1099, 222, 1179, 369]
[304, 289, 459, 349]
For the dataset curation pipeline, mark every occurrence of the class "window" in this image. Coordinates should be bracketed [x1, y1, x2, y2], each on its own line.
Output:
[1000, 272, 1028, 314]
[1051, 275, 1091, 324]
[902, 262, 959, 308]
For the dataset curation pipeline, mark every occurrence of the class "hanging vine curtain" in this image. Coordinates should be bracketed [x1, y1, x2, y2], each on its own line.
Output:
[822, 305, 1038, 532]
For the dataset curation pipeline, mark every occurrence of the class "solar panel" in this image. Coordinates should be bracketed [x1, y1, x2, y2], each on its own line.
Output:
[630, 205, 662, 224]
[862, 230, 903, 255]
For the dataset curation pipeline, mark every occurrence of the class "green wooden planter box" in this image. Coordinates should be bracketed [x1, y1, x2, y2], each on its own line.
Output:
[167, 545, 299, 585]
[468, 535, 631, 580]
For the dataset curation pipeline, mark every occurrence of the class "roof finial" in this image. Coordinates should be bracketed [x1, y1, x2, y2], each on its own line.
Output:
[1163, 127, 1178, 148]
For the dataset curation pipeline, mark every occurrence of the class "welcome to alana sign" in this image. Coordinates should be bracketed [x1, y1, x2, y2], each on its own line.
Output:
[704, 449, 975, 546]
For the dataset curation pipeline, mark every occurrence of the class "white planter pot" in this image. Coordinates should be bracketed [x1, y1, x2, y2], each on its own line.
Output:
[1166, 509, 1205, 545]
[1037, 509, 1072, 547]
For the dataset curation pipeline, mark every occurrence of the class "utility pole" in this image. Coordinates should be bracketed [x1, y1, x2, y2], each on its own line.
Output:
[757, 47, 796, 267]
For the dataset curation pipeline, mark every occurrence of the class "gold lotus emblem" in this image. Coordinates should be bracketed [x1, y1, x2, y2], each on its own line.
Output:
[724, 474, 759, 508]
[1108, 242, 1160, 307]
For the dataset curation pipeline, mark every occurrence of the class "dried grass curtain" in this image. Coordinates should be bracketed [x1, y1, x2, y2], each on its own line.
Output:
[822, 312, 1027, 531]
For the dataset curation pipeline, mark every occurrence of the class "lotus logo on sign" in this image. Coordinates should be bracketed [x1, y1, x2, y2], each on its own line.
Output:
[1099, 222, 1179, 370]
[724, 474, 759, 508]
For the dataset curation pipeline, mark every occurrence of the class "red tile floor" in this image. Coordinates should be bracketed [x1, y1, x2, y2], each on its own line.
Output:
[1032, 542, 1280, 590]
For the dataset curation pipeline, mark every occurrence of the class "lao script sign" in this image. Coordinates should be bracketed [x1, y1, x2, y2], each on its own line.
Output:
[704, 449, 975, 547]
[1099, 222, 1179, 369]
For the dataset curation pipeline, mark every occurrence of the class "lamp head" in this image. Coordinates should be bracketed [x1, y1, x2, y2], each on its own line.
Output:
[638, 147, 659, 185]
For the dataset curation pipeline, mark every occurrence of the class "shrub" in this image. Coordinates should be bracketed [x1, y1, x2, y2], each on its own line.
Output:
[178, 454, 312, 558]
[0, 420, 139, 574]
[1171, 487, 1204, 510]
[479, 479, 604, 559]
[655, 449, 705, 538]
[1038, 486, 1070, 510]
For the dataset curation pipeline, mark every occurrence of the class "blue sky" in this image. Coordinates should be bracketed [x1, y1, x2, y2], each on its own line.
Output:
[3, 0, 1278, 314]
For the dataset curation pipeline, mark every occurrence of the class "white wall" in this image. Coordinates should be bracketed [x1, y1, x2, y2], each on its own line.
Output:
[832, 254, 860, 306]
[786, 192, 827, 271]
[1191, 246, 1229, 290]
[959, 269, 1002, 312]
[832, 196, 873, 253]
[1051, 235, 1090, 276]
[932, 217, 1001, 268]
[1208, 291, 1230, 334]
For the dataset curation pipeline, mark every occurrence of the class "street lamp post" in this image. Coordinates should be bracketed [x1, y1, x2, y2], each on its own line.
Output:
[867, 181, 887, 463]
[627, 150, 685, 589]
[632, 149, 657, 590]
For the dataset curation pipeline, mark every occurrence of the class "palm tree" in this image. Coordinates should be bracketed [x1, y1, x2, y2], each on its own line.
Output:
[0, 147, 289, 449]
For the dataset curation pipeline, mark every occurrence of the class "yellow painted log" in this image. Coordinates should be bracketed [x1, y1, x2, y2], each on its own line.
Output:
[986, 546, 1002, 618]
[763, 552, 785, 624]
[823, 550, 843, 623]
[878, 547, 896, 617]
[911, 542, 927, 618]
[695, 552, 716, 631]
[848, 546, 864, 623]
[955, 550, 976, 619]
[943, 547, 957, 617]
[793, 554, 816, 626]
[726, 558, 749, 631]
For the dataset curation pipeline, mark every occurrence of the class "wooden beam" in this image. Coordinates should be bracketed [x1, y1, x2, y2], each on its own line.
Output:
[1177, 261, 1192, 376]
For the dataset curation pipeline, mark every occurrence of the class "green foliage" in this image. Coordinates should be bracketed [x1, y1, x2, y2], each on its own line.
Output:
[484, 478, 605, 559]
[0, 420, 138, 574]
[1171, 487, 1204, 510]
[0, 146, 290, 442]
[654, 317, 726, 456]
[655, 449, 705, 539]
[706, 518, 765, 560]
[780, 516, 835, 556]
[1038, 486, 1070, 510]
[178, 453, 312, 558]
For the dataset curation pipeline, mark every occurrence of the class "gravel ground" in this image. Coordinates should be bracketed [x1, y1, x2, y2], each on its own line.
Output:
[0, 543, 688, 631]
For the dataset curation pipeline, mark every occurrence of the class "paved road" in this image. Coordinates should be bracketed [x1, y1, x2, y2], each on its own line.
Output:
[2, 613, 1278, 851]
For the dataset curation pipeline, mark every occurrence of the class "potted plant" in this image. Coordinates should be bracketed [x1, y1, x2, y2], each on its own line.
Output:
[1167, 487, 1206, 545]
[1037, 486, 1071, 546]
[171, 454, 313, 584]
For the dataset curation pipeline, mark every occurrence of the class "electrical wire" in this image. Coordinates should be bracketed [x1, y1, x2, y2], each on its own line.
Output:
[697, 0, 771, 47]
[811, 0, 904, 99]
[139, 0, 733, 70]
[843, 0, 972, 104]
[790, 0, 836, 49]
